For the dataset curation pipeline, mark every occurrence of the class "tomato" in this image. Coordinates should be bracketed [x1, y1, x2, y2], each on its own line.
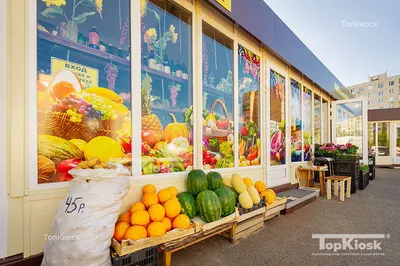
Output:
[141, 130, 157, 148]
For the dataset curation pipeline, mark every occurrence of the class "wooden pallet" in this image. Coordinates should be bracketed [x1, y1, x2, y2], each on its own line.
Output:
[264, 197, 287, 221]
[160, 221, 236, 266]
[222, 207, 265, 243]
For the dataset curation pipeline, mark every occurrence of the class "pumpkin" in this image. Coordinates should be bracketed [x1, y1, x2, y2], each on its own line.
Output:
[238, 191, 253, 209]
[246, 186, 261, 204]
[254, 181, 266, 193]
[260, 190, 275, 205]
[265, 189, 277, 200]
[231, 173, 246, 193]
[163, 113, 189, 143]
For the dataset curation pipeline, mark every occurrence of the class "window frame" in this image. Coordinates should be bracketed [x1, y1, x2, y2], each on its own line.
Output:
[0, 0, 8, 257]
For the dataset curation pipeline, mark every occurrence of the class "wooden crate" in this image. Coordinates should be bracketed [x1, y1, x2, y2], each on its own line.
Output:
[264, 197, 287, 221]
[222, 207, 265, 243]
[112, 222, 199, 256]
[192, 208, 239, 233]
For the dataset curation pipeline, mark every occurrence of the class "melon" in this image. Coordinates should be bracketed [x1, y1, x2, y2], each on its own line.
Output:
[207, 171, 223, 191]
[214, 187, 236, 217]
[186, 169, 208, 196]
[196, 190, 222, 223]
[177, 192, 197, 219]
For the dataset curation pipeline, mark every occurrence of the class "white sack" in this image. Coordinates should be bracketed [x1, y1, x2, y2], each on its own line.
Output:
[42, 165, 130, 266]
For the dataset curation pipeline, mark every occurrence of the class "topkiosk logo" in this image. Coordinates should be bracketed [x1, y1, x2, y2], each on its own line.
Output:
[312, 234, 388, 256]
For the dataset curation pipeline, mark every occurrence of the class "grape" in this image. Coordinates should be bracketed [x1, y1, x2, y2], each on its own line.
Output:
[105, 62, 118, 91]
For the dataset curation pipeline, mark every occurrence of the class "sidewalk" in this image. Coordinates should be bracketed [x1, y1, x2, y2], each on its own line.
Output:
[174, 168, 400, 266]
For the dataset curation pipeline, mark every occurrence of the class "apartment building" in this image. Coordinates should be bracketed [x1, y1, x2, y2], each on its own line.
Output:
[347, 72, 400, 109]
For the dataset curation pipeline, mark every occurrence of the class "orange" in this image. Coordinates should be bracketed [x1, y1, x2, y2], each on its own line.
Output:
[142, 192, 159, 208]
[123, 225, 147, 241]
[164, 199, 181, 219]
[113, 222, 130, 242]
[130, 210, 150, 226]
[147, 222, 166, 237]
[158, 189, 171, 204]
[148, 204, 165, 222]
[172, 214, 191, 229]
[142, 184, 156, 194]
[254, 181, 267, 193]
[161, 217, 172, 232]
[116, 212, 131, 224]
[129, 202, 146, 214]
[167, 186, 178, 197]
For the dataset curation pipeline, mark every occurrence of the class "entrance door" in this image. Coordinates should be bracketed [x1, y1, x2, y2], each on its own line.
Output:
[394, 123, 400, 164]
[266, 63, 289, 187]
[332, 97, 368, 163]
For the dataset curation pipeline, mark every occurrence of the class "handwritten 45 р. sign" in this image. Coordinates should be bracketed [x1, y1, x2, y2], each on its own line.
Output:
[51, 58, 99, 89]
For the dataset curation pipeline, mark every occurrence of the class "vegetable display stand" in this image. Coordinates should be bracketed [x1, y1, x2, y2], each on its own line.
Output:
[112, 223, 199, 256]
[221, 202, 266, 243]
[111, 246, 162, 266]
[264, 197, 287, 221]
[160, 214, 238, 266]
[359, 170, 369, 190]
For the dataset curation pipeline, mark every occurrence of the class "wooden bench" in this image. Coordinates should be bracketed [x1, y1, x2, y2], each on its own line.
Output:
[325, 176, 351, 202]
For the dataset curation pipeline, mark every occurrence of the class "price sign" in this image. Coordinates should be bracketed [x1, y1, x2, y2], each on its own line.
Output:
[65, 197, 86, 214]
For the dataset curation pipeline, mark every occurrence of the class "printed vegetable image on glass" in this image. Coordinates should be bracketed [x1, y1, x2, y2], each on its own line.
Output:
[141, 0, 193, 175]
[36, 0, 132, 184]
[238, 44, 261, 167]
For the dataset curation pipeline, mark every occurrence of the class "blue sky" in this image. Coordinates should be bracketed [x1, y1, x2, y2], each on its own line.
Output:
[264, 0, 400, 87]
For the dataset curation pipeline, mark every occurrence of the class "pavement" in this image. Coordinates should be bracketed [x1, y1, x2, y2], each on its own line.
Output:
[173, 168, 400, 266]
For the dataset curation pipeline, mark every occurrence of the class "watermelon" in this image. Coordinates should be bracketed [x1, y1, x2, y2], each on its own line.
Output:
[214, 187, 236, 217]
[177, 192, 197, 219]
[227, 186, 239, 203]
[196, 190, 222, 223]
[186, 169, 208, 196]
[207, 171, 223, 191]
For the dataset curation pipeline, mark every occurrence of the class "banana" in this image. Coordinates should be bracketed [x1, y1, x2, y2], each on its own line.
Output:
[81, 87, 124, 103]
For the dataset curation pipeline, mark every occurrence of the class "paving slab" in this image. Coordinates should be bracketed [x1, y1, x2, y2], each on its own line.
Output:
[173, 168, 400, 266]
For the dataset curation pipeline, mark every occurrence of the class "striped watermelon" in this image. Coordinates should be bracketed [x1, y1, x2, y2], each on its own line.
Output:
[207, 171, 223, 191]
[186, 169, 208, 196]
[227, 187, 239, 203]
[214, 187, 236, 217]
[196, 190, 221, 223]
[177, 192, 197, 219]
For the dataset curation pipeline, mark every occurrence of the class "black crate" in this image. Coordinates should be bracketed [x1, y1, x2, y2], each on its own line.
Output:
[237, 199, 266, 215]
[369, 167, 376, 180]
[111, 246, 162, 266]
[368, 155, 375, 168]
[335, 171, 359, 194]
[359, 170, 369, 190]
[314, 157, 335, 177]
[335, 157, 360, 174]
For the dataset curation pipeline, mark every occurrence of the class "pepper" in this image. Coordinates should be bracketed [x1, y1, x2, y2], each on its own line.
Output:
[247, 145, 258, 161]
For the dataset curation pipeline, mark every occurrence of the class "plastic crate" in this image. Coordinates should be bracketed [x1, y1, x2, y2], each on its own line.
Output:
[237, 199, 266, 215]
[369, 167, 376, 180]
[335, 158, 360, 174]
[368, 155, 375, 168]
[111, 246, 162, 266]
[314, 157, 335, 177]
[359, 171, 369, 190]
[335, 171, 359, 194]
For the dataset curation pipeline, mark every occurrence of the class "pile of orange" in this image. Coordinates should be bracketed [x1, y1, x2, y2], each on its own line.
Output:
[113, 184, 191, 242]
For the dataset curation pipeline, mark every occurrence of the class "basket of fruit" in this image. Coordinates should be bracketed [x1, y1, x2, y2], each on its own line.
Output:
[37, 70, 128, 142]
[203, 99, 232, 143]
